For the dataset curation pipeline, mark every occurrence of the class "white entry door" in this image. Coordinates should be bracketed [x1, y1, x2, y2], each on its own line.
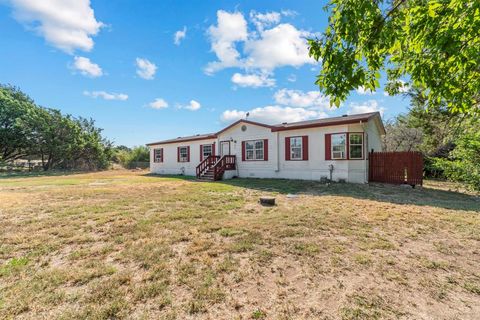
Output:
[220, 141, 230, 157]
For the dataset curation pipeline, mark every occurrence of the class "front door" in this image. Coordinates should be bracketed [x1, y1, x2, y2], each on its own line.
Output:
[220, 141, 230, 157]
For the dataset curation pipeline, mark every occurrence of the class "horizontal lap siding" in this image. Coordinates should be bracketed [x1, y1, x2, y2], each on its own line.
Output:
[278, 126, 353, 181]
[149, 139, 216, 176]
[218, 123, 276, 178]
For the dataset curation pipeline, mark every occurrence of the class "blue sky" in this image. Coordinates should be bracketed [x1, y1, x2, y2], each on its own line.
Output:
[0, 0, 410, 147]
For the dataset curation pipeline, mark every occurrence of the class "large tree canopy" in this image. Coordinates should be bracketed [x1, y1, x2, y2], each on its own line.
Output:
[309, 0, 480, 114]
[0, 84, 112, 170]
[383, 89, 480, 189]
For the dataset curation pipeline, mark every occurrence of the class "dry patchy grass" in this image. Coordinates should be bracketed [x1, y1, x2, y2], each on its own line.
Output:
[0, 170, 479, 319]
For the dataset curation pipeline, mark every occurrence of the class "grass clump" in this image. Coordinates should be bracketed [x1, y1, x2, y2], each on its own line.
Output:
[0, 170, 478, 319]
[0, 257, 29, 276]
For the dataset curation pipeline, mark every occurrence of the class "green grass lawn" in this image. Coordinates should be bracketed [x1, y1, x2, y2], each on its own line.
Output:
[0, 170, 479, 319]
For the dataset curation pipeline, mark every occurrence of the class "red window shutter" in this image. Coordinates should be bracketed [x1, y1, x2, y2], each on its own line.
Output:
[242, 141, 246, 161]
[187, 146, 190, 162]
[302, 136, 309, 160]
[212, 142, 216, 157]
[285, 137, 291, 160]
[264, 139, 268, 161]
[177, 147, 180, 162]
[325, 134, 332, 160]
[200, 145, 203, 161]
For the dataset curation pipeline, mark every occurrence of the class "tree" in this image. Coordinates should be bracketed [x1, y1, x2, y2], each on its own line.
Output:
[406, 87, 468, 156]
[114, 146, 149, 169]
[431, 121, 480, 190]
[384, 88, 480, 189]
[383, 115, 423, 151]
[73, 117, 113, 170]
[1, 84, 113, 171]
[0, 85, 36, 161]
[308, 0, 480, 114]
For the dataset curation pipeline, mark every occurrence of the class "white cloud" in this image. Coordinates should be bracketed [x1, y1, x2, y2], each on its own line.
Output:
[179, 100, 201, 111]
[356, 86, 376, 95]
[205, 10, 248, 74]
[72, 56, 103, 77]
[205, 10, 315, 74]
[135, 58, 157, 80]
[231, 72, 275, 88]
[174, 26, 187, 45]
[281, 10, 298, 17]
[348, 100, 385, 116]
[83, 90, 128, 100]
[9, 0, 103, 53]
[148, 98, 168, 109]
[244, 23, 314, 70]
[249, 11, 281, 31]
[220, 88, 334, 124]
[287, 74, 297, 82]
[273, 88, 331, 109]
[221, 106, 325, 124]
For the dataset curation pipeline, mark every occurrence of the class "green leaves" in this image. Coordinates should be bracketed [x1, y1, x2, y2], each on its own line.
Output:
[309, 0, 480, 115]
[0, 84, 112, 170]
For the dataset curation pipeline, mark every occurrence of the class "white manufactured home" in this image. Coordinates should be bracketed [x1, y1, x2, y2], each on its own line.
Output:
[146, 112, 385, 183]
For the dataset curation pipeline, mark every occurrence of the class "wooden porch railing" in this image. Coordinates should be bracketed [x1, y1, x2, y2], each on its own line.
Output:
[196, 155, 219, 178]
[212, 155, 236, 180]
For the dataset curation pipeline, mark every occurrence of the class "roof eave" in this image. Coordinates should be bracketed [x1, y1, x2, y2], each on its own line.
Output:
[370, 112, 386, 135]
[146, 134, 217, 146]
[215, 119, 273, 135]
[271, 116, 373, 132]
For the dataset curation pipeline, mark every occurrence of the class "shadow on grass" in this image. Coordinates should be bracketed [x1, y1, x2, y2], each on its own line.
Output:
[221, 178, 480, 212]
[0, 170, 91, 180]
[143, 173, 480, 212]
[142, 173, 197, 181]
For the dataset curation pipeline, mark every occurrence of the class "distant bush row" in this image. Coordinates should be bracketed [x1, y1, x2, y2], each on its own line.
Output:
[111, 145, 150, 169]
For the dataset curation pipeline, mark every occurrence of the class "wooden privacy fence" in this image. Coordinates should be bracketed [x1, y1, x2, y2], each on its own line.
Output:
[369, 151, 423, 186]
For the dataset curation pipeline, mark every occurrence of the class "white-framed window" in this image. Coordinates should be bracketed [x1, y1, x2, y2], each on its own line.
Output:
[245, 140, 264, 160]
[179, 146, 189, 162]
[349, 133, 363, 159]
[201, 144, 212, 160]
[154, 148, 163, 163]
[331, 133, 347, 159]
[290, 137, 303, 160]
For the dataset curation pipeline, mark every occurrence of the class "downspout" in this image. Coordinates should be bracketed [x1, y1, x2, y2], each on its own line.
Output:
[361, 121, 368, 183]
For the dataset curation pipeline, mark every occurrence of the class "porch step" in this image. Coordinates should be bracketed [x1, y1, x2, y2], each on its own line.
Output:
[198, 170, 220, 181]
[198, 176, 215, 181]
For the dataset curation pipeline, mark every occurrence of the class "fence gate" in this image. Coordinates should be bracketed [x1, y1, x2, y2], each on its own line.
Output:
[369, 151, 423, 186]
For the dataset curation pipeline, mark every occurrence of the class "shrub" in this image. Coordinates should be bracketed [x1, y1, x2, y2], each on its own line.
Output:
[429, 131, 480, 191]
